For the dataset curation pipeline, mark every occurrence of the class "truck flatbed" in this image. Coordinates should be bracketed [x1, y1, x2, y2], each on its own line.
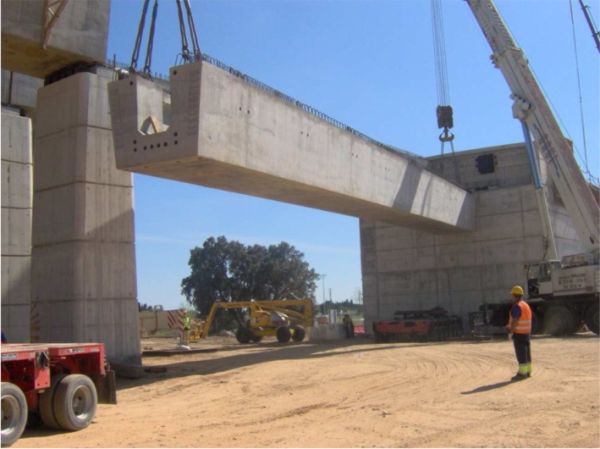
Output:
[1, 342, 115, 446]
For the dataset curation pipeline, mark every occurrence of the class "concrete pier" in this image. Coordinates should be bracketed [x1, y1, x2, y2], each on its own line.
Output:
[361, 143, 586, 329]
[1, 109, 33, 341]
[32, 67, 139, 362]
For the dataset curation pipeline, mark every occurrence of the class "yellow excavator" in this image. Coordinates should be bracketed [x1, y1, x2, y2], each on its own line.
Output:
[191, 299, 314, 344]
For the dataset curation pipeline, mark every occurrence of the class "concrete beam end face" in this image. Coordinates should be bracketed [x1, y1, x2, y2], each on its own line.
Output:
[453, 191, 476, 231]
[108, 62, 202, 170]
[1, 0, 110, 78]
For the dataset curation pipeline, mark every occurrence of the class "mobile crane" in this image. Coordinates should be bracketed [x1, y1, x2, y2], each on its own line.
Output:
[467, 0, 600, 335]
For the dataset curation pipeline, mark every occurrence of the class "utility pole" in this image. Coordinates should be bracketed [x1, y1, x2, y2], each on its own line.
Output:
[321, 274, 326, 303]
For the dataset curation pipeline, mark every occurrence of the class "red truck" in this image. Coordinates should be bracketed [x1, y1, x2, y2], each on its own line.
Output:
[1, 343, 117, 447]
[372, 307, 462, 342]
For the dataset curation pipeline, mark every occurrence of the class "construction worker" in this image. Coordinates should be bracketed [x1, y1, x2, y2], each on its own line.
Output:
[182, 314, 191, 345]
[342, 313, 354, 338]
[506, 285, 532, 381]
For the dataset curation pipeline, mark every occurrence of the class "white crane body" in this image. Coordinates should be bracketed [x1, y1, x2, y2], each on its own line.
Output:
[467, 0, 599, 251]
[466, 0, 599, 335]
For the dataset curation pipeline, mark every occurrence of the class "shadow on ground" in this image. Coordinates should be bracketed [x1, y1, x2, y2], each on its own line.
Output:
[460, 380, 514, 395]
[116, 337, 492, 390]
[115, 332, 598, 390]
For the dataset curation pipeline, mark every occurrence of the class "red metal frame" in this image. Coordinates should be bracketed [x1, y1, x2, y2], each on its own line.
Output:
[1, 343, 107, 411]
[373, 320, 433, 336]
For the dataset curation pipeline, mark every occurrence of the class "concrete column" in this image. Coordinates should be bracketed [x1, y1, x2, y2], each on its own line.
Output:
[1, 108, 33, 341]
[32, 67, 139, 363]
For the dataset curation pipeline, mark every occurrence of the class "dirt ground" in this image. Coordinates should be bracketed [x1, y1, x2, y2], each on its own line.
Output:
[14, 333, 600, 448]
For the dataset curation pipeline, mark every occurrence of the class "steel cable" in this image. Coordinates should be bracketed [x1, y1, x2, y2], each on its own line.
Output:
[143, 0, 159, 76]
[130, 0, 151, 72]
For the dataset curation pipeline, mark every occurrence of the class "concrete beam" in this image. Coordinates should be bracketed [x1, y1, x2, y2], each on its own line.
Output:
[1, 0, 110, 78]
[109, 60, 474, 233]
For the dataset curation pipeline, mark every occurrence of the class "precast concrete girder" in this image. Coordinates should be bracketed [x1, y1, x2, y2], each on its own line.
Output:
[109, 60, 474, 233]
[1, 0, 110, 78]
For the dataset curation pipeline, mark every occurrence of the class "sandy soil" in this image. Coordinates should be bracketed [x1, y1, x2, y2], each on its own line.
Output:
[15, 334, 600, 448]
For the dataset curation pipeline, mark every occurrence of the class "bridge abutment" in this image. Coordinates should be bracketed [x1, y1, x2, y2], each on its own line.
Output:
[361, 144, 586, 329]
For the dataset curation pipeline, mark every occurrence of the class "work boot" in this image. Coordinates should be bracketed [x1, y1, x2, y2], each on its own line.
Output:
[511, 373, 528, 382]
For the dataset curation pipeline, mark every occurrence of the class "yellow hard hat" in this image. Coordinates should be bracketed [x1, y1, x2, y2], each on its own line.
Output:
[511, 285, 524, 296]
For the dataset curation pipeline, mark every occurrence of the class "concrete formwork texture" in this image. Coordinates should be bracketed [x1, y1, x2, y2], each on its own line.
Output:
[108, 60, 474, 234]
[1, 71, 43, 115]
[32, 67, 139, 363]
[1, 109, 33, 341]
[361, 144, 587, 330]
[1, 0, 110, 78]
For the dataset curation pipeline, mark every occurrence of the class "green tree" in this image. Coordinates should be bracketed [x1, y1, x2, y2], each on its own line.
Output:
[181, 236, 318, 315]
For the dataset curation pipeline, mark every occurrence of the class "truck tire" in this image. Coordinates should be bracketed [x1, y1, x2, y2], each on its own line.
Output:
[276, 326, 291, 343]
[53, 374, 97, 431]
[236, 327, 252, 344]
[543, 305, 578, 336]
[1, 382, 28, 447]
[531, 310, 542, 335]
[39, 374, 67, 429]
[291, 325, 305, 342]
[250, 333, 263, 343]
[584, 303, 599, 335]
[374, 331, 383, 343]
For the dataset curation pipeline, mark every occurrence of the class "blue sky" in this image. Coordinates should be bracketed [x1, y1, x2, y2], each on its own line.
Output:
[107, 0, 599, 310]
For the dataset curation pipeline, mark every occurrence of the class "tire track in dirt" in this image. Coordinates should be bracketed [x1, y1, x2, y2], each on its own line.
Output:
[13, 337, 599, 448]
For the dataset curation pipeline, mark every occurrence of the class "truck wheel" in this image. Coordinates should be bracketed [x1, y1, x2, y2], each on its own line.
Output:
[584, 303, 599, 335]
[53, 374, 97, 431]
[39, 374, 67, 429]
[1, 382, 28, 447]
[543, 305, 577, 336]
[250, 334, 263, 343]
[276, 326, 291, 343]
[531, 310, 542, 335]
[291, 325, 305, 342]
[236, 327, 251, 344]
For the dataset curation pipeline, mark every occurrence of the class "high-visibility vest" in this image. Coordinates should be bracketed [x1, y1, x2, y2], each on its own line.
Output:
[508, 300, 532, 334]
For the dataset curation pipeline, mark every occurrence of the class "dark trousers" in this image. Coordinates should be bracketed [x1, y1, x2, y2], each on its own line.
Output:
[512, 333, 531, 364]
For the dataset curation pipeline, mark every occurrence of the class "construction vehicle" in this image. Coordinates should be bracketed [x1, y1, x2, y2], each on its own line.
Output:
[466, 0, 600, 335]
[1, 342, 117, 447]
[196, 299, 314, 344]
[372, 307, 462, 343]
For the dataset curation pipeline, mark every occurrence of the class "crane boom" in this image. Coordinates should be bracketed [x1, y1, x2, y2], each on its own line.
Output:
[466, 0, 599, 252]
